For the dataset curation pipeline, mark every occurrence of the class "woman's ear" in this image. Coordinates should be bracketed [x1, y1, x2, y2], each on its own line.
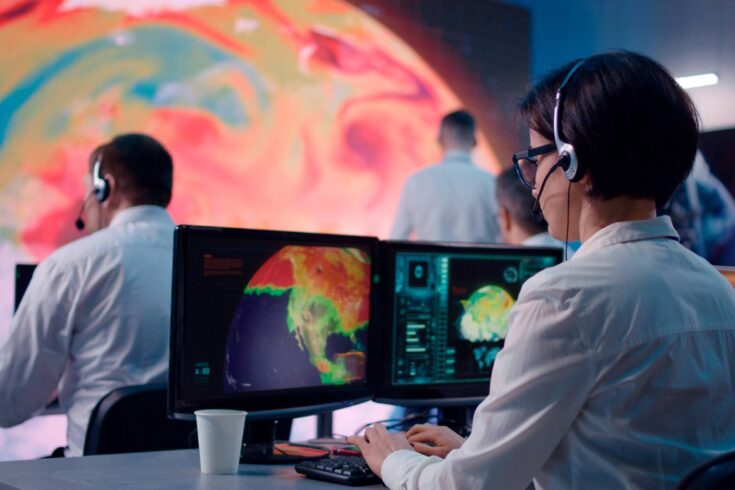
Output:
[579, 172, 593, 194]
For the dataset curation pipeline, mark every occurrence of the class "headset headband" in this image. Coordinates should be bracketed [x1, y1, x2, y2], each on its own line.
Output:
[553, 58, 587, 182]
[553, 59, 586, 152]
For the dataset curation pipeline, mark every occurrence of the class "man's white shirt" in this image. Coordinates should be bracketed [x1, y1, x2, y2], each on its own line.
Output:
[390, 151, 500, 243]
[382, 216, 735, 489]
[0, 205, 175, 456]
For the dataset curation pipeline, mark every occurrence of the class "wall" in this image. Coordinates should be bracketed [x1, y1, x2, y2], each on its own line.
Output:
[501, 0, 734, 131]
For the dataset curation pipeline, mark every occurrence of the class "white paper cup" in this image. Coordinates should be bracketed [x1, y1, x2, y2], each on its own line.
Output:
[195, 409, 247, 474]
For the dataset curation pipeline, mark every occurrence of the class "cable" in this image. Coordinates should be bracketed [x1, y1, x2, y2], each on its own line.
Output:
[385, 411, 441, 432]
[565, 180, 572, 260]
[351, 408, 435, 436]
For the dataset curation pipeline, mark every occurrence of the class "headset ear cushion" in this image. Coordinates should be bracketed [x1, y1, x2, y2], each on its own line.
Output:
[92, 158, 110, 202]
[95, 179, 110, 202]
[559, 143, 583, 182]
[556, 153, 571, 169]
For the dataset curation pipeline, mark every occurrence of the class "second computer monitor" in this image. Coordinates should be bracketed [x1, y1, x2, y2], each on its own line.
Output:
[375, 242, 563, 406]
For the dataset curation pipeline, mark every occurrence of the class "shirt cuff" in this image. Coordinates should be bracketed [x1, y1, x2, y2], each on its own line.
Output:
[381, 450, 428, 490]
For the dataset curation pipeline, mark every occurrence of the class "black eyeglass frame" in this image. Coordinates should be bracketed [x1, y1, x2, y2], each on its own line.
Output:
[511, 143, 556, 189]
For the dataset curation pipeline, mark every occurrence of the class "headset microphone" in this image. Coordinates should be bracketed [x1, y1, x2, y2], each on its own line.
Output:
[75, 156, 110, 231]
[74, 192, 94, 230]
[531, 156, 568, 224]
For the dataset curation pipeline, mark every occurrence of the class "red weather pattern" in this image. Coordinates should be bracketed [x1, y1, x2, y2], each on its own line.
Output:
[246, 246, 370, 332]
[247, 251, 295, 291]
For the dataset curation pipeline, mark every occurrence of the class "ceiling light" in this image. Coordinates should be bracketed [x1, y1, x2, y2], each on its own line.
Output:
[675, 73, 719, 89]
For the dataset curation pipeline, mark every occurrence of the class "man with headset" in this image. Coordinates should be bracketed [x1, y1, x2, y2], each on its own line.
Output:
[350, 51, 735, 488]
[0, 133, 175, 457]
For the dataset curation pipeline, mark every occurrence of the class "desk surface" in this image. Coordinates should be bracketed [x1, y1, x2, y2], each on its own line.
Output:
[0, 449, 384, 489]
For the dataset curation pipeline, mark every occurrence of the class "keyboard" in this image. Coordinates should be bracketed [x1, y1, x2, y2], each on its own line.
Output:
[295, 455, 380, 486]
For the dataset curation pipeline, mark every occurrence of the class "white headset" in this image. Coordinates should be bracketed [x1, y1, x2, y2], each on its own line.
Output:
[92, 157, 110, 202]
[553, 58, 587, 182]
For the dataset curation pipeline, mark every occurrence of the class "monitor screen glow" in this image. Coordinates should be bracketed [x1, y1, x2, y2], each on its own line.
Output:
[169, 226, 378, 420]
[376, 242, 563, 406]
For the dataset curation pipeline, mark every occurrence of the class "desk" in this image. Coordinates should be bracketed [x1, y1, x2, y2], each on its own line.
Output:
[0, 449, 384, 489]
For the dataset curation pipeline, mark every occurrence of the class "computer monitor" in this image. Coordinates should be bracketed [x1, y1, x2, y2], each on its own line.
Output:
[14, 263, 37, 313]
[168, 225, 378, 460]
[374, 241, 563, 408]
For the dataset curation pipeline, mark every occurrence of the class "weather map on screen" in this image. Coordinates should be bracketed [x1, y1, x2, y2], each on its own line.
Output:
[445, 258, 520, 381]
[455, 284, 515, 371]
[392, 251, 556, 386]
[224, 246, 370, 391]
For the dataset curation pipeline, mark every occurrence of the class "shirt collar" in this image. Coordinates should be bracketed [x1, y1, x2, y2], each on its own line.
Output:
[522, 232, 555, 246]
[443, 150, 473, 163]
[572, 216, 680, 259]
[109, 205, 174, 228]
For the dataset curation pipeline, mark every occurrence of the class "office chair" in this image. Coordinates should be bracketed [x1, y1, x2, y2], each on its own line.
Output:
[83, 383, 197, 455]
[677, 450, 735, 489]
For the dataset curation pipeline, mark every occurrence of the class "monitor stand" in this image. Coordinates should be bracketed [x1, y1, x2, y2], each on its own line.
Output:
[239, 418, 330, 464]
[438, 406, 475, 437]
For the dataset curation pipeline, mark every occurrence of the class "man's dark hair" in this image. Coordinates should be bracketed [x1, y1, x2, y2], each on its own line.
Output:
[90, 133, 174, 207]
[519, 51, 699, 207]
[441, 110, 476, 145]
[496, 167, 547, 236]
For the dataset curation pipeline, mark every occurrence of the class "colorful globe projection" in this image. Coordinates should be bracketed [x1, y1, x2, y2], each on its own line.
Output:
[0, 0, 499, 327]
[0, 0, 501, 459]
[225, 246, 370, 390]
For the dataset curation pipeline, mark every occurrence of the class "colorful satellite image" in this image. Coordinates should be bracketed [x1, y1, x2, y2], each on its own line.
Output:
[457, 285, 515, 370]
[224, 246, 370, 391]
[0, 0, 501, 460]
[0, 0, 500, 345]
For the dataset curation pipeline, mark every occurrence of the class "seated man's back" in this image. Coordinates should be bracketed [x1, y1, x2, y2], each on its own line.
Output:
[0, 134, 175, 456]
[58, 206, 173, 455]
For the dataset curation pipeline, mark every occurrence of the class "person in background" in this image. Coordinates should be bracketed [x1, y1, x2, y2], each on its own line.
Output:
[390, 110, 500, 243]
[660, 151, 735, 265]
[495, 166, 563, 248]
[0, 133, 175, 457]
[350, 51, 735, 489]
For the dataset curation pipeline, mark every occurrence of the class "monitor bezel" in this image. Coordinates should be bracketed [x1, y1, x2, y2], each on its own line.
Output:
[373, 240, 564, 407]
[14, 263, 37, 313]
[168, 225, 380, 421]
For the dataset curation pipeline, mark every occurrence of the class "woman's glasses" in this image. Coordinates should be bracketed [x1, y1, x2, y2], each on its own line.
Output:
[511, 143, 556, 190]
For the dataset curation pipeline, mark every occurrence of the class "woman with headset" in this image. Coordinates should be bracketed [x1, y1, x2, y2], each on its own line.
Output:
[349, 51, 735, 489]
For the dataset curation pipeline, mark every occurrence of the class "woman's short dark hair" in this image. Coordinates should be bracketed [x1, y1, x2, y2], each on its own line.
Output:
[519, 51, 699, 207]
[90, 133, 174, 207]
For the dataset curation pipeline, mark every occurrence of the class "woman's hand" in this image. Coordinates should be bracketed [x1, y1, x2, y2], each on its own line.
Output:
[405, 424, 465, 458]
[347, 423, 415, 478]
